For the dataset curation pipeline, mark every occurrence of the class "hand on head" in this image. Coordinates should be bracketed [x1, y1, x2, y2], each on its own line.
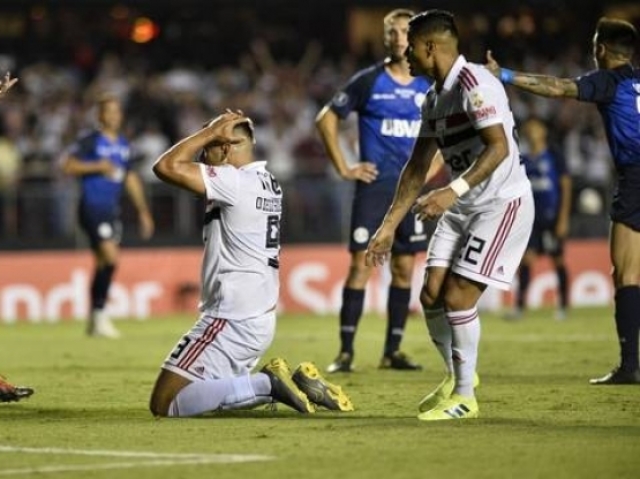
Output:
[205, 109, 251, 146]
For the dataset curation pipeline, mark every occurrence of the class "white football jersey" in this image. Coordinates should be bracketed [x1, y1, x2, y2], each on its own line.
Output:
[198, 161, 282, 320]
[419, 55, 530, 209]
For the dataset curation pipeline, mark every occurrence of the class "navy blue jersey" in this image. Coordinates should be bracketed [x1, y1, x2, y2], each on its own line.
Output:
[575, 65, 640, 170]
[523, 148, 567, 223]
[69, 130, 131, 214]
[329, 60, 430, 183]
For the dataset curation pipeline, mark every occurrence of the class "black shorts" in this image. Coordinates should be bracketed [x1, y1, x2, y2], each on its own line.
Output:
[611, 166, 640, 232]
[78, 204, 122, 250]
[527, 220, 564, 256]
[348, 181, 428, 254]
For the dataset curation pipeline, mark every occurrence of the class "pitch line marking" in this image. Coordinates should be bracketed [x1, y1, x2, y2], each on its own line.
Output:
[0, 446, 274, 476]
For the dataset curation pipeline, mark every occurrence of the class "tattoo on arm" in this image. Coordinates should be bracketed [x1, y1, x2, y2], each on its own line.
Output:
[512, 73, 578, 98]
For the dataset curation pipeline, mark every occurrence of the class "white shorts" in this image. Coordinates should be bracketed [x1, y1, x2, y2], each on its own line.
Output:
[427, 193, 534, 291]
[162, 312, 276, 381]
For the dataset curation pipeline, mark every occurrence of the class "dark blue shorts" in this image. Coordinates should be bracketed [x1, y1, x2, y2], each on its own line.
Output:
[611, 166, 640, 232]
[78, 204, 122, 250]
[348, 181, 428, 254]
[527, 220, 564, 256]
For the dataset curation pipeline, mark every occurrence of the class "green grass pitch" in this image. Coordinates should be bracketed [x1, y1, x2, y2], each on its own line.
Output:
[1, 308, 639, 478]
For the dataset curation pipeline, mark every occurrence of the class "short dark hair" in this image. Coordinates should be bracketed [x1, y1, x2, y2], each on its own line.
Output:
[596, 17, 638, 57]
[408, 9, 458, 39]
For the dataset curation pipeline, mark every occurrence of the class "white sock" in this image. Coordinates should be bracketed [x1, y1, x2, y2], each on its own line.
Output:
[446, 307, 480, 398]
[168, 374, 269, 417]
[424, 307, 453, 374]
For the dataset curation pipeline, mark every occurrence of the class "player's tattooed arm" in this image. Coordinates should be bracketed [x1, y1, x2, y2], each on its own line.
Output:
[510, 73, 578, 99]
[485, 50, 578, 98]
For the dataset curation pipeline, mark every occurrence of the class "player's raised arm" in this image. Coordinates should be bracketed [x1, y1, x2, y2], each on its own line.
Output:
[153, 112, 246, 195]
[0, 72, 18, 99]
[485, 50, 579, 99]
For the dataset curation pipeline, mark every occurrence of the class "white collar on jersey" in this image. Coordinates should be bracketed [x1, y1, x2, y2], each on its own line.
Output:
[441, 55, 468, 93]
[239, 161, 267, 171]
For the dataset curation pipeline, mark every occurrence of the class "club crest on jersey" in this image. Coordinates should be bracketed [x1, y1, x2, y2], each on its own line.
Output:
[414, 92, 426, 107]
[470, 91, 484, 108]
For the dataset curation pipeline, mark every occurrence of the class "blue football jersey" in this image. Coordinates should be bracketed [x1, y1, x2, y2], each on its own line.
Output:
[69, 130, 131, 213]
[576, 64, 640, 170]
[523, 148, 567, 223]
[329, 60, 430, 183]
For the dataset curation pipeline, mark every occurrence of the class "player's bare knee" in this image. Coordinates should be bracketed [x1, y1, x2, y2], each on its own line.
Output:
[389, 259, 413, 287]
[346, 264, 372, 288]
[149, 390, 169, 417]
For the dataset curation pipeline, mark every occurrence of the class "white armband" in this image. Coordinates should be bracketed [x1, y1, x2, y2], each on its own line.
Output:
[449, 177, 470, 197]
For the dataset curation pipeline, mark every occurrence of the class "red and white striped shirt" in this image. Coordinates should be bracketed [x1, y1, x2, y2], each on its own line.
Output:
[419, 55, 530, 209]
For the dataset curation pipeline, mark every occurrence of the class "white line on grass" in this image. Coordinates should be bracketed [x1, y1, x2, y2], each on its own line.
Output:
[0, 445, 273, 476]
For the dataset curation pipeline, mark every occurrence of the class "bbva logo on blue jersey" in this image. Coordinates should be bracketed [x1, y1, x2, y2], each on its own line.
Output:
[380, 119, 421, 138]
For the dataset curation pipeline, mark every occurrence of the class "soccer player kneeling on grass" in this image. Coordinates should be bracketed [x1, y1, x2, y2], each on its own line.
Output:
[149, 111, 354, 417]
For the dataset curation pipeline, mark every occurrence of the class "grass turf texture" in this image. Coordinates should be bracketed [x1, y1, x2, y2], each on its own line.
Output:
[1, 307, 639, 478]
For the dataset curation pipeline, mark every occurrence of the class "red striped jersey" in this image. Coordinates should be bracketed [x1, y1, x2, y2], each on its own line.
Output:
[419, 55, 530, 209]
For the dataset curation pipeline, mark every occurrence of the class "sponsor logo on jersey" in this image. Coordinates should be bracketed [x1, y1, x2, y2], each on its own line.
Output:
[394, 88, 418, 99]
[470, 105, 497, 121]
[380, 119, 421, 138]
[372, 93, 396, 100]
[97, 144, 130, 161]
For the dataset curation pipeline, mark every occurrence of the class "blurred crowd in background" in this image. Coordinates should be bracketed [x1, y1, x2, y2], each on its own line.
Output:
[0, 0, 635, 249]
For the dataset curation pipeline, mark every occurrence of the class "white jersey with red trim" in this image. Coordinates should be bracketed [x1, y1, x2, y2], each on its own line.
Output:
[419, 55, 530, 209]
[198, 161, 282, 320]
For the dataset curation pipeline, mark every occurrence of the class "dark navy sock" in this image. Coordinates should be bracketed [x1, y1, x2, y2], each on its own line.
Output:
[91, 264, 116, 310]
[614, 286, 640, 372]
[339, 288, 365, 355]
[517, 265, 530, 309]
[556, 265, 569, 309]
[384, 286, 411, 357]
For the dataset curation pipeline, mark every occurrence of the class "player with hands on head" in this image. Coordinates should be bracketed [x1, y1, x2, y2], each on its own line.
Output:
[485, 17, 640, 385]
[367, 9, 534, 421]
[149, 111, 354, 417]
[316, 8, 432, 374]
